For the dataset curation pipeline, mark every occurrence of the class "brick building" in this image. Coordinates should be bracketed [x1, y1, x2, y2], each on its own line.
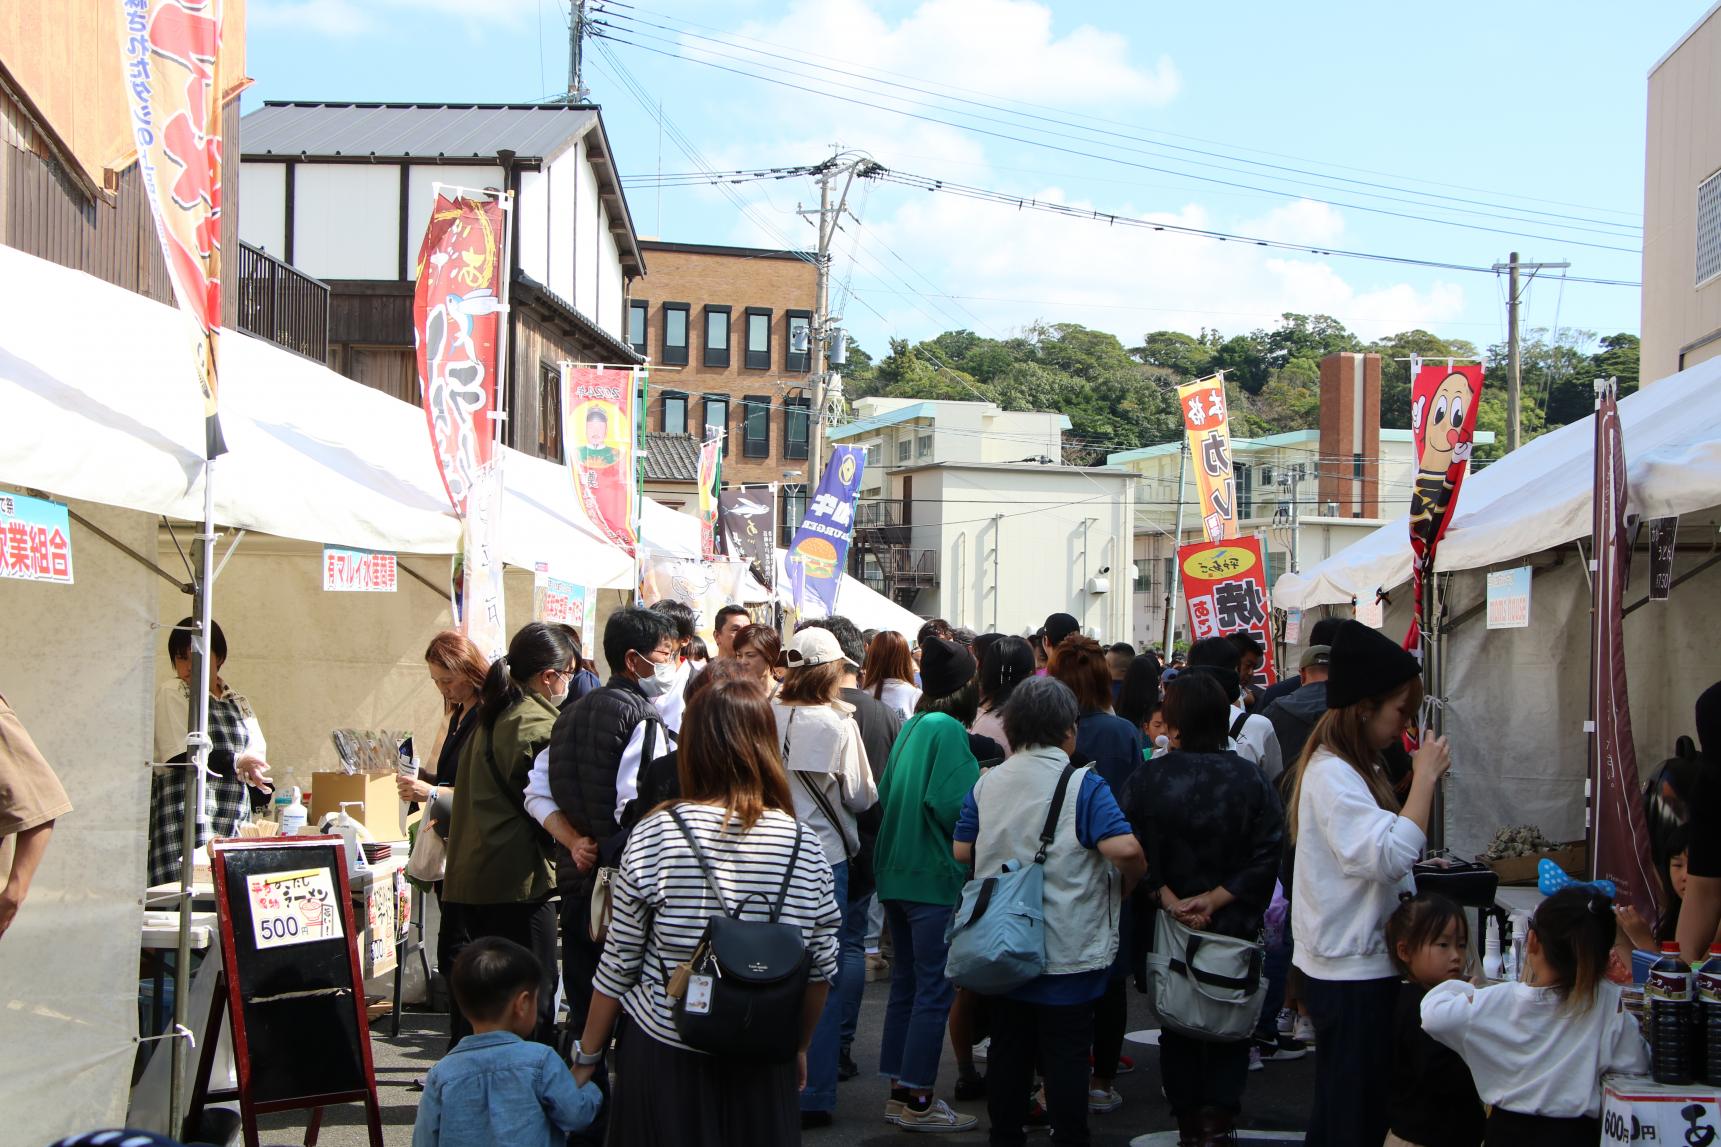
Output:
[628, 240, 819, 531]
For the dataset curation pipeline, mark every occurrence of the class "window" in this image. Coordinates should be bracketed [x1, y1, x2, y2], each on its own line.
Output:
[703, 305, 731, 368]
[663, 302, 690, 366]
[627, 299, 648, 355]
[742, 396, 771, 459]
[780, 483, 808, 536]
[538, 362, 563, 463]
[1237, 461, 1253, 520]
[897, 438, 912, 463]
[1700, 168, 1721, 286]
[662, 391, 687, 435]
[785, 309, 812, 372]
[745, 307, 772, 370]
[864, 442, 880, 469]
[703, 395, 729, 454]
[345, 345, 416, 404]
[917, 432, 933, 459]
[784, 396, 810, 460]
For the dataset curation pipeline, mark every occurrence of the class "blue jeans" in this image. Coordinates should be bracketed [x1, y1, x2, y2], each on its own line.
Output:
[1252, 922, 1292, 1041]
[802, 861, 851, 1112]
[879, 899, 956, 1091]
[838, 886, 870, 1050]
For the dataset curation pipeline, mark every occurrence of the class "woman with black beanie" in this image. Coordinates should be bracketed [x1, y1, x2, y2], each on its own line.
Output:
[1285, 621, 1450, 1146]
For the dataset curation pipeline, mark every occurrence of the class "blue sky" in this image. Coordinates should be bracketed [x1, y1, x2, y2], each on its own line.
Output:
[244, 0, 1703, 361]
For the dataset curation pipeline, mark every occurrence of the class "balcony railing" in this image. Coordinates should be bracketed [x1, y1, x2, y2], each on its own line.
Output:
[236, 241, 330, 362]
[854, 498, 909, 529]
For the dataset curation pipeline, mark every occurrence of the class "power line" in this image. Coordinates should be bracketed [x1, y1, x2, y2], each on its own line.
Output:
[589, 23, 1641, 252]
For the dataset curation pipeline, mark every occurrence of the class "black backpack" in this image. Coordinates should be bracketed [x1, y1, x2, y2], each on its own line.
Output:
[665, 807, 812, 1063]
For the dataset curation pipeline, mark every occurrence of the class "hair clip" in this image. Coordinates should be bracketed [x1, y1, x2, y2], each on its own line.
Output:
[1537, 858, 1616, 900]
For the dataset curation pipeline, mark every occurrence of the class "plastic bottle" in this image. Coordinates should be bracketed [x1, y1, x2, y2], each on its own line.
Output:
[1646, 941, 1694, 1085]
[278, 787, 307, 836]
[1698, 942, 1721, 1087]
[1482, 918, 1503, 981]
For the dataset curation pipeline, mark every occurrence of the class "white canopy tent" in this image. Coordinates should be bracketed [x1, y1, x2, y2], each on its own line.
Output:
[1270, 360, 1721, 856]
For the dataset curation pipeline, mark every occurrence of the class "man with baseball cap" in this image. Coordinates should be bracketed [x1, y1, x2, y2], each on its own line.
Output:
[1261, 645, 1332, 771]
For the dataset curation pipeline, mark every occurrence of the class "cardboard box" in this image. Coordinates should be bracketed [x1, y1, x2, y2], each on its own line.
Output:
[309, 771, 406, 842]
[1482, 841, 1588, 885]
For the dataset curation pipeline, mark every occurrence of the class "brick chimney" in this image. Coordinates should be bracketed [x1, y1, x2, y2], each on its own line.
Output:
[1317, 353, 1382, 518]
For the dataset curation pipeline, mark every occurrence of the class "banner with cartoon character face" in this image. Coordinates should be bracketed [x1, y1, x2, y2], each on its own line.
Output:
[564, 365, 639, 555]
[1406, 363, 1484, 659]
[413, 195, 506, 516]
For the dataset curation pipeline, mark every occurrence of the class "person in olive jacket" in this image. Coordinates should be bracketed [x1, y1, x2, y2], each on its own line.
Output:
[442, 622, 581, 1047]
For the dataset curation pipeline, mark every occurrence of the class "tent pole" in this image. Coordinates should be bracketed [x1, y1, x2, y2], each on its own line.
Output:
[171, 456, 217, 1134]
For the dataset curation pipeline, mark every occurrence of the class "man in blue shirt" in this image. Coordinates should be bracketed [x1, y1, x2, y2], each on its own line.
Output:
[413, 938, 601, 1147]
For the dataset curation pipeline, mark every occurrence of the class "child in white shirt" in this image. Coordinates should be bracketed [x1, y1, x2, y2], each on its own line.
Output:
[1421, 887, 1649, 1146]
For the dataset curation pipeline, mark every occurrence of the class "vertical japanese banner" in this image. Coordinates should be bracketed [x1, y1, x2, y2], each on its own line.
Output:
[117, 0, 226, 458]
[697, 434, 723, 561]
[1176, 376, 1237, 543]
[787, 447, 866, 618]
[460, 459, 507, 662]
[719, 485, 777, 590]
[564, 365, 639, 555]
[1405, 363, 1484, 659]
[1590, 380, 1658, 918]
[1177, 538, 1276, 684]
[414, 194, 507, 517]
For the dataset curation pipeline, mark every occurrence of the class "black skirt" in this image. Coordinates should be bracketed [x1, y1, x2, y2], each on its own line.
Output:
[1484, 1106, 1599, 1146]
[608, 1013, 800, 1146]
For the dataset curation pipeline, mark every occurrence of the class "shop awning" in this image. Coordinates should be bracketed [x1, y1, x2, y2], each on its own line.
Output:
[1273, 358, 1721, 609]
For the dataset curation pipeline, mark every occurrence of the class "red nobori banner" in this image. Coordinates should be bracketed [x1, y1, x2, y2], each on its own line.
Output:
[1179, 538, 1276, 685]
[564, 365, 639, 556]
[117, 0, 226, 458]
[1405, 363, 1484, 654]
[414, 195, 507, 517]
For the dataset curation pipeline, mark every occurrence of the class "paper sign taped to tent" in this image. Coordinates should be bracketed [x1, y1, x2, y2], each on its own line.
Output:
[539, 578, 587, 630]
[323, 547, 397, 592]
[1178, 538, 1276, 684]
[0, 492, 73, 584]
[246, 867, 342, 950]
[1486, 567, 1532, 629]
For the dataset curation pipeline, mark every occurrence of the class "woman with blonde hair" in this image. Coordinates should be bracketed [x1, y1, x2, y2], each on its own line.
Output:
[1288, 621, 1450, 1146]
[570, 665, 841, 1145]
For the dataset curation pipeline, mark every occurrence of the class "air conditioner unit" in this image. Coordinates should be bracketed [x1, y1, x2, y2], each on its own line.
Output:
[1087, 576, 1111, 595]
[1322, 501, 1340, 517]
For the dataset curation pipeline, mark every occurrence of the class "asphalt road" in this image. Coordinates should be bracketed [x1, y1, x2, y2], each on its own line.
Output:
[257, 976, 1314, 1146]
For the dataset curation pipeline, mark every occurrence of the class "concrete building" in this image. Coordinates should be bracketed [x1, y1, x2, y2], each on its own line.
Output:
[830, 396, 1070, 503]
[1643, 3, 1721, 382]
[628, 239, 819, 535]
[238, 101, 644, 462]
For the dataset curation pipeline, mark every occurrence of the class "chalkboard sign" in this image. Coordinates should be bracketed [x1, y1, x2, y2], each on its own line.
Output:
[207, 836, 383, 1147]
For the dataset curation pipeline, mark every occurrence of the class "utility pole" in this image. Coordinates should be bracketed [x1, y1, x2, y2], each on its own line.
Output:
[1492, 252, 1570, 452]
[565, 1, 588, 103]
[801, 152, 875, 488]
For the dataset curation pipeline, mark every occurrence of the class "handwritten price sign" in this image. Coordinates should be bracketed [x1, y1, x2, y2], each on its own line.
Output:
[246, 867, 343, 950]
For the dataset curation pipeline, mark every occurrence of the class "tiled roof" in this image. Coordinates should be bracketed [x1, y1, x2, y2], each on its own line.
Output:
[642, 432, 700, 482]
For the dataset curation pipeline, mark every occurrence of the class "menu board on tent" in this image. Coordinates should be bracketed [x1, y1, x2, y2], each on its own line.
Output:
[1485, 567, 1531, 629]
[1177, 537, 1276, 684]
[323, 547, 397, 592]
[0, 493, 73, 584]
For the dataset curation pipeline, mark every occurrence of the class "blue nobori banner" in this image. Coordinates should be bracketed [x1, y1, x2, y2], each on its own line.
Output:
[787, 446, 865, 618]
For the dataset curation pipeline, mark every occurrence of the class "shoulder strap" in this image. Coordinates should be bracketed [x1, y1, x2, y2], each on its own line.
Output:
[1230, 711, 1250, 740]
[668, 806, 733, 917]
[795, 771, 854, 861]
[770, 821, 807, 923]
[1032, 764, 1080, 864]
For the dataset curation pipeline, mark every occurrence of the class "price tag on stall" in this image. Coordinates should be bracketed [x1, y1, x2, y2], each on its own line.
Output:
[245, 867, 343, 950]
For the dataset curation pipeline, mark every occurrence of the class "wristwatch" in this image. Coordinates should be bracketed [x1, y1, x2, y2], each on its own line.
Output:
[571, 1039, 605, 1067]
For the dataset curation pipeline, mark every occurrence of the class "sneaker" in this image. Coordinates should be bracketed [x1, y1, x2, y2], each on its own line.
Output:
[1293, 1014, 1317, 1046]
[1276, 1007, 1294, 1037]
[954, 1071, 988, 1101]
[972, 1036, 990, 1063]
[866, 953, 893, 982]
[838, 1049, 860, 1081]
[885, 1090, 910, 1124]
[1087, 1086, 1123, 1113]
[1248, 1044, 1264, 1072]
[1255, 1033, 1308, 1063]
[896, 1098, 979, 1133]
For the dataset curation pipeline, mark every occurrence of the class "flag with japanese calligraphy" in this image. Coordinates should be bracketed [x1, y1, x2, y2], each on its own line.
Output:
[787, 447, 866, 618]
[117, 0, 227, 458]
[1405, 363, 1484, 660]
[1177, 375, 1238, 543]
[1177, 538, 1276, 684]
[697, 434, 723, 561]
[1589, 379, 1659, 918]
[564, 365, 639, 555]
[414, 194, 507, 517]
[457, 458, 507, 662]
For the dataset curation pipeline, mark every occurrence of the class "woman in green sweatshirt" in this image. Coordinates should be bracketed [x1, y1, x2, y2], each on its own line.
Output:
[872, 636, 982, 1134]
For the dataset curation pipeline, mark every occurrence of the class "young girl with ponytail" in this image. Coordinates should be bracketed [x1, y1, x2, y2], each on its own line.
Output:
[1421, 887, 1650, 1145]
[1287, 620, 1450, 1146]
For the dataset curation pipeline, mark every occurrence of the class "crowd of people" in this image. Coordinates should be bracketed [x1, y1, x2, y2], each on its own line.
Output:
[103, 600, 1721, 1147]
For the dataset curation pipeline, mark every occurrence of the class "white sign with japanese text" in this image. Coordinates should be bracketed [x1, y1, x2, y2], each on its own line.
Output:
[246, 867, 343, 950]
[0, 492, 73, 584]
[1486, 567, 1532, 630]
[323, 546, 398, 592]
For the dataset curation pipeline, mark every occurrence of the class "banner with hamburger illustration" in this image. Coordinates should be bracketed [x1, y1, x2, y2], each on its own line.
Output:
[1405, 362, 1484, 660]
[787, 446, 866, 618]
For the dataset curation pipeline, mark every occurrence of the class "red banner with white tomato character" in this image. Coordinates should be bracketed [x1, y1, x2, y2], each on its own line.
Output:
[1179, 538, 1276, 685]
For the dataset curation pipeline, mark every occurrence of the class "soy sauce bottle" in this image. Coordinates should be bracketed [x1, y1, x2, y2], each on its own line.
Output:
[1697, 942, 1721, 1087]
[1647, 941, 1694, 1085]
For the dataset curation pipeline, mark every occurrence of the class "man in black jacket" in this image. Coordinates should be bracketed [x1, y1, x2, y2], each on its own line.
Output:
[1262, 644, 1331, 774]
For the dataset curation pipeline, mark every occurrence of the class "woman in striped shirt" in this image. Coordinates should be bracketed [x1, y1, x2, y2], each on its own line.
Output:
[570, 662, 842, 1145]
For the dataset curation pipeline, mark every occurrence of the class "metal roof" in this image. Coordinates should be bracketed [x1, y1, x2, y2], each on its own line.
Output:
[240, 102, 599, 161]
[641, 433, 701, 483]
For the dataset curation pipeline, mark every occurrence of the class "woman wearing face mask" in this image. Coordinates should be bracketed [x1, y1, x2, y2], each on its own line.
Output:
[1288, 621, 1451, 1146]
[442, 621, 579, 1047]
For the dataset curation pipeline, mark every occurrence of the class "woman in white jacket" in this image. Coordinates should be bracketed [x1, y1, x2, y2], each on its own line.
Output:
[1285, 620, 1450, 1147]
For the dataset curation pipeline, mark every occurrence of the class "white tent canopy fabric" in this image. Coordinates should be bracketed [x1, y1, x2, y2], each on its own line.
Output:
[1274, 358, 1721, 608]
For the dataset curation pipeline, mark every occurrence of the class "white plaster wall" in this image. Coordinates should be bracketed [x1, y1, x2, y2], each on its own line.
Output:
[574, 152, 600, 318]
[598, 206, 625, 340]
[292, 164, 401, 281]
[548, 149, 579, 301]
[237, 161, 285, 256]
[515, 169, 548, 285]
